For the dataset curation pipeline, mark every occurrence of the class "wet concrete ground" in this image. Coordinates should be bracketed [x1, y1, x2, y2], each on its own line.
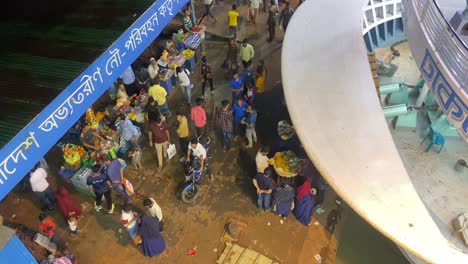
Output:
[0, 1, 338, 263]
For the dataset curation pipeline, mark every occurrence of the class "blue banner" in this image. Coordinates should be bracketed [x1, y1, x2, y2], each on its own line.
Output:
[0, 0, 188, 200]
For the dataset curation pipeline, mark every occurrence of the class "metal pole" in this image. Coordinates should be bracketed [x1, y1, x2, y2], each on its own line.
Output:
[415, 83, 429, 107]
[191, 0, 196, 25]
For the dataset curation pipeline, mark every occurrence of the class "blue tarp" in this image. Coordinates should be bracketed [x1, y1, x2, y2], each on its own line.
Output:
[0, 0, 188, 200]
[0, 235, 36, 263]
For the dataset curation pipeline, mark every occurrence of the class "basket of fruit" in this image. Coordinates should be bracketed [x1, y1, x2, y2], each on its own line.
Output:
[62, 144, 86, 170]
[272, 151, 301, 178]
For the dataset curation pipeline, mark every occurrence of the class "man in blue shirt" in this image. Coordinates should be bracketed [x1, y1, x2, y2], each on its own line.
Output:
[103, 156, 131, 204]
[87, 164, 114, 213]
[252, 168, 273, 211]
[117, 115, 141, 150]
[232, 98, 247, 137]
[242, 105, 257, 148]
[242, 67, 254, 94]
[230, 73, 244, 102]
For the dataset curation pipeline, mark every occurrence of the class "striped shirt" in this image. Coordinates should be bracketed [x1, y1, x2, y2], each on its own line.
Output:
[219, 110, 233, 132]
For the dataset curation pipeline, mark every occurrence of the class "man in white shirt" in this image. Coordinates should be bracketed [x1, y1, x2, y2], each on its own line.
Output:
[250, 0, 260, 24]
[187, 138, 207, 170]
[147, 57, 159, 80]
[143, 198, 163, 221]
[176, 66, 193, 105]
[256, 146, 271, 173]
[29, 163, 56, 211]
[201, 0, 217, 23]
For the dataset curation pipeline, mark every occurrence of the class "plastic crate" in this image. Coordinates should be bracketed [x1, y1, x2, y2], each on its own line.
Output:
[71, 167, 94, 197]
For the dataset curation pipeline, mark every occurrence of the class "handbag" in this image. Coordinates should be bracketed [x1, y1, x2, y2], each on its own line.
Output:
[122, 178, 134, 195]
[133, 235, 142, 245]
[167, 144, 177, 160]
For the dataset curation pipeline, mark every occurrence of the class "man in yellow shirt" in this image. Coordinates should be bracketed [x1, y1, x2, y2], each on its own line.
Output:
[176, 112, 190, 161]
[148, 80, 171, 116]
[228, 4, 239, 39]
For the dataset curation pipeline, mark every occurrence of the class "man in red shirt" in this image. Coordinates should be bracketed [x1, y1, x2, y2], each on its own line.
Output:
[149, 116, 171, 172]
[191, 98, 207, 137]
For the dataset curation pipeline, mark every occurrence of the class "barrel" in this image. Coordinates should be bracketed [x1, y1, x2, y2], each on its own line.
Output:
[379, 83, 401, 94]
[382, 104, 408, 118]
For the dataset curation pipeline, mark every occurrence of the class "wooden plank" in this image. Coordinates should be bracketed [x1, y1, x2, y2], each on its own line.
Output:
[237, 248, 259, 264]
[217, 242, 234, 264]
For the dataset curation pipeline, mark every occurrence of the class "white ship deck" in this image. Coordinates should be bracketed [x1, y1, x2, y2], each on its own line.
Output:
[378, 40, 468, 255]
[281, 0, 468, 262]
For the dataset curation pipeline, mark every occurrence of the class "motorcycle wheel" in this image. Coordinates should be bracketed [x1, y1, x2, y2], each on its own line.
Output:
[181, 183, 200, 203]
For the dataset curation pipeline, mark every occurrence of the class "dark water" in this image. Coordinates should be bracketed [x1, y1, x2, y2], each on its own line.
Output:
[336, 207, 410, 264]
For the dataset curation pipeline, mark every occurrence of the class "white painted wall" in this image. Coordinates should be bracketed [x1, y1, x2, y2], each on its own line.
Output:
[283, 0, 468, 262]
[362, 0, 402, 34]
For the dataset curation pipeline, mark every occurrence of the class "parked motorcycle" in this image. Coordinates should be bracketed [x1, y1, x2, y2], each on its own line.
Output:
[181, 157, 203, 203]
[181, 136, 211, 204]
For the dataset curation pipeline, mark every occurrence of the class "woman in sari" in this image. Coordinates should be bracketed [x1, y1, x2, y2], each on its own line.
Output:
[138, 214, 166, 257]
[255, 60, 267, 94]
[56, 187, 82, 221]
[293, 176, 316, 226]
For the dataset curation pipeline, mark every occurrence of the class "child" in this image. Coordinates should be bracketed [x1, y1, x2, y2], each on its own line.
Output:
[244, 84, 256, 105]
[67, 211, 79, 235]
[121, 203, 140, 244]
[128, 147, 142, 169]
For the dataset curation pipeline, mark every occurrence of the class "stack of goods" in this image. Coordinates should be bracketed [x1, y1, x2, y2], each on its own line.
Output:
[173, 30, 188, 42]
[99, 140, 119, 159]
[172, 54, 187, 68]
[81, 154, 96, 168]
[128, 106, 145, 123]
[183, 26, 205, 49]
[62, 144, 86, 170]
[100, 125, 117, 141]
[274, 151, 300, 174]
[183, 33, 201, 50]
[181, 49, 195, 59]
[86, 109, 99, 130]
[71, 167, 94, 196]
[133, 93, 149, 107]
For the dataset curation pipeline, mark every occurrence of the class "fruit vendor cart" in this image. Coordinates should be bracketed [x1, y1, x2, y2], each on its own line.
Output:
[172, 25, 205, 71]
[158, 52, 188, 94]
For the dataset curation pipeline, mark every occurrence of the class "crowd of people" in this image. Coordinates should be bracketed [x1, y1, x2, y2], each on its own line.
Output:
[16, 0, 325, 262]
[254, 149, 326, 226]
